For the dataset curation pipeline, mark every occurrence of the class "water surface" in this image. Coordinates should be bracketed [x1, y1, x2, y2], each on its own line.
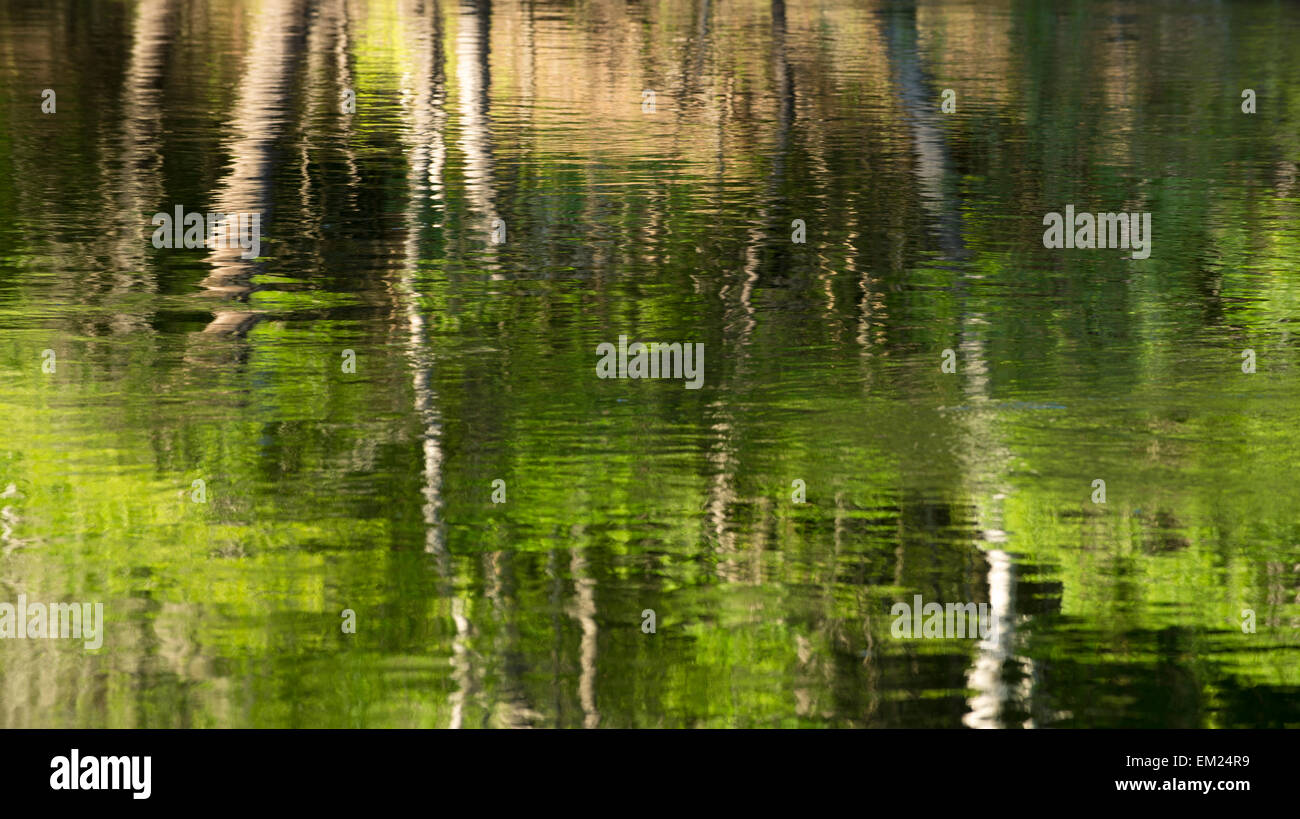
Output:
[1, 0, 1299, 728]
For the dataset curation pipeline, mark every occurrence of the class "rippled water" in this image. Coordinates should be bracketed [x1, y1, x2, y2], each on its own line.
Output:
[0, 0, 1298, 728]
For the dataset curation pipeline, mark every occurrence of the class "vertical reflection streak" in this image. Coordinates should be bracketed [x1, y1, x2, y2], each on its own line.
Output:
[200, 0, 307, 335]
[568, 549, 600, 728]
[879, 1, 1026, 727]
[108, 0, 174, 321]
[399, 0, 448, 563]
[457, 0, 499, 274]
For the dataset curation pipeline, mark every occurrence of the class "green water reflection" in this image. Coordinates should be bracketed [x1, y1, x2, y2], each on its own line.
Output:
[0, 0, 1298, 727]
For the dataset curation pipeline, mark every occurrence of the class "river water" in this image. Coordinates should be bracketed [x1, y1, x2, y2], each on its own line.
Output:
[0, 0, 1298, 727]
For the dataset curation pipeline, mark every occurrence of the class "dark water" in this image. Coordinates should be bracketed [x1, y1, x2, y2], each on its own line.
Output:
[0, 0, 1298, 728]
